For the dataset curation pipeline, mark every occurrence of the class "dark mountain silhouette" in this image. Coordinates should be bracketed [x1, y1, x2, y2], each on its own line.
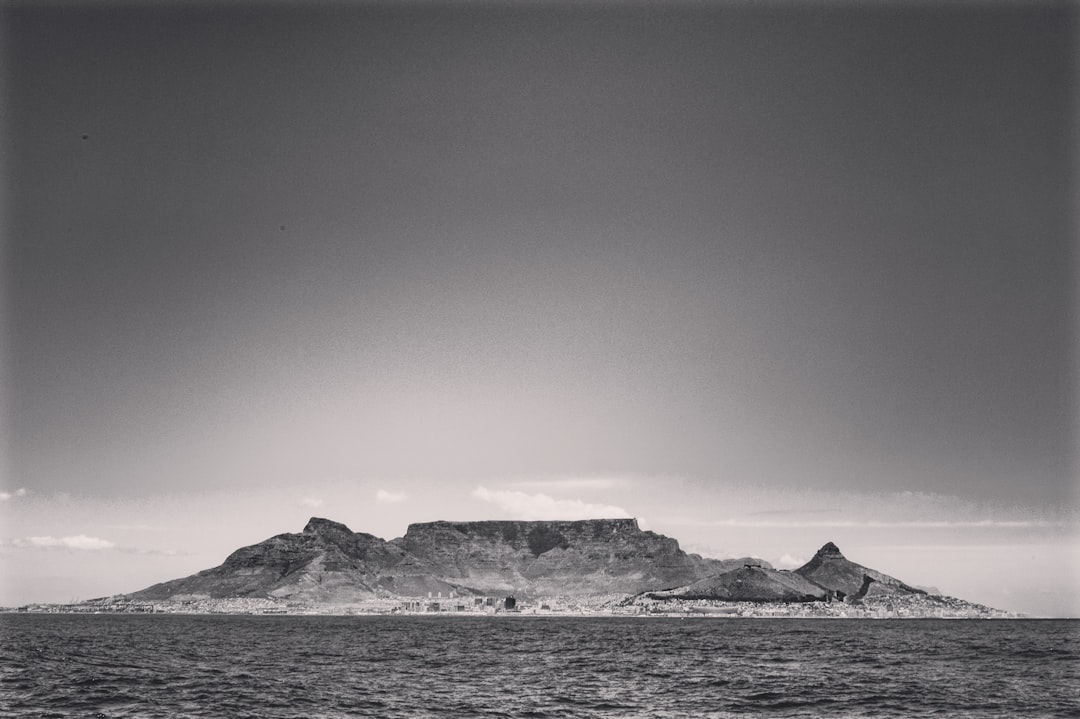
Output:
[651, 564, 829, 603]
[640, 542, 933, 605]
[794, 542, 925, 600]
[129, 517, 763, 602]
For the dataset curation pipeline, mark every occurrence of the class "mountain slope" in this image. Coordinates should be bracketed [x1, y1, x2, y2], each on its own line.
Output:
[794, 542, 924, 600]
[653, 564, 829, 602]
[131, 518, 421, 602]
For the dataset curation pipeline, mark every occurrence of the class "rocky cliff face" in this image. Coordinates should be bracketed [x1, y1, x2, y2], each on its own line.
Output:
[392, 519, 754, 596]
[130, 517, 758, 603]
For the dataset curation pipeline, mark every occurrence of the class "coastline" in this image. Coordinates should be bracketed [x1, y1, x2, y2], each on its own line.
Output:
[4, 593, 1022, 619]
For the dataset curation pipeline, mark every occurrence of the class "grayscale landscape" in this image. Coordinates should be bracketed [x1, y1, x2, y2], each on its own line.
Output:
[1, 0, 1076, 716]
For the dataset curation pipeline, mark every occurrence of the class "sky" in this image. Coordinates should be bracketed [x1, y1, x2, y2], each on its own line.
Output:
[1, 0, 1076, 617]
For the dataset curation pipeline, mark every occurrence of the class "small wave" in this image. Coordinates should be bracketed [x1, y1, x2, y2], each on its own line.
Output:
[1010, 648, 1078, 660]
[3, 614, 1075, 718]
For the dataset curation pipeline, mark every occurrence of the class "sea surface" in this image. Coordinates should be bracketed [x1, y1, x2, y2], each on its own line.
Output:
[1, 615, 1077, 718]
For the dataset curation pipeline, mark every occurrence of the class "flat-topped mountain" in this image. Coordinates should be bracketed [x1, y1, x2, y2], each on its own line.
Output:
[130, 517, 762, 603]
[394, 518, 751, 596]
[122, 522, 1003, 615]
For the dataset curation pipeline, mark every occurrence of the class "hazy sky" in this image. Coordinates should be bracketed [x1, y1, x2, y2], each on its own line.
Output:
[1, 0, 1076, 616]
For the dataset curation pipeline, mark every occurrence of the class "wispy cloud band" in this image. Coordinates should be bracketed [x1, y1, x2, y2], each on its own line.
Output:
[10, 535, 116, 550]
[705, 519, 1064, 529]
[504, 477, 626, 491]
[472, 486, 631, 521]
[376, 489, 408, 504]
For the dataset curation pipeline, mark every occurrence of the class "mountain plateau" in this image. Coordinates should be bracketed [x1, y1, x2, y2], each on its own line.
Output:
[130, 517, 761, 603]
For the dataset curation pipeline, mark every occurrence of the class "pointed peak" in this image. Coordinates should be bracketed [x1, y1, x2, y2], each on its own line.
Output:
[815, 541, 843, 558]
[303, 517, 353, 535]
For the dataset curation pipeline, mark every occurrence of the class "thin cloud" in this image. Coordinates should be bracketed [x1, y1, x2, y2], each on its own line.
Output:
[681, 541, 735, 560]
[375, 489, 408, 504]
[775, 553, 806, 569]
[117, 546, 181, 556]
[12, 534, 116, 550]
[747, 508, 837, 516]
[300, 497, 324, 509]
[472, 486, 631, 521]
[3, 535, 180, 555]
[504, 477, 626, 491]
[0, 488, 28, 501]
[864, 543, 1073, 552]
[708, 519, 1061, 529]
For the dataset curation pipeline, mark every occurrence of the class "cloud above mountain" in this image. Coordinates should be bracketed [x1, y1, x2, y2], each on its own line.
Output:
[472, 486, 631, 521]
[504, 477, 627, 491]
[11, 535, 116, 550]
[709, 519, 1060, 529]
[775, 553, 806, 569]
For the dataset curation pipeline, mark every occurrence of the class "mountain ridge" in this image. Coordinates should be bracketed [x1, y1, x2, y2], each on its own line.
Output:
[130, 517, 765, 603]
[112, 519, 1012, 617]
[793, 541, 925, 600]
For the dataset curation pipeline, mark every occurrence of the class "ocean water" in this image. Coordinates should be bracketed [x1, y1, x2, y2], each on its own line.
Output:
[1, 615, 1077, 718]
